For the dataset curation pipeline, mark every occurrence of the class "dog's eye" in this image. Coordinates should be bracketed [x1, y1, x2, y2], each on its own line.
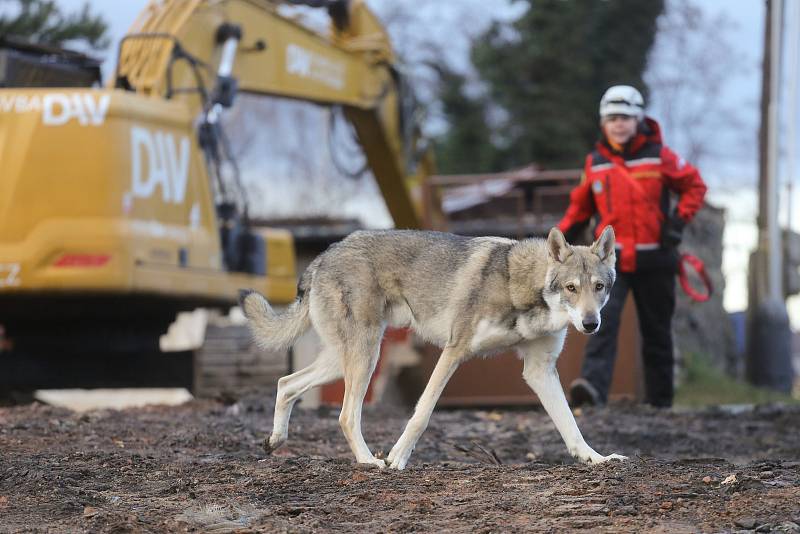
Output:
[565, 284, 577, 293]
[595, 283, 605, 291]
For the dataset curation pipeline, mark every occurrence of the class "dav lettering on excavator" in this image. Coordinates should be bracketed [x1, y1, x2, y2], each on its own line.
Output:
[0, 92, 110, 125]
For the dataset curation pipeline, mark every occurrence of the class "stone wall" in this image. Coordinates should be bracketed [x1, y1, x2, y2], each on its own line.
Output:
[673, 202, 738, 376]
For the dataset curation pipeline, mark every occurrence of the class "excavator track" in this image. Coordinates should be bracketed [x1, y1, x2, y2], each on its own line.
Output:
[192, 322, 288, 398]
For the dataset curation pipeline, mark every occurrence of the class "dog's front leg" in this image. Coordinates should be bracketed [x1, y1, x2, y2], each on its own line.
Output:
[520, 332, 626, 465]
[387, 346, 463, 470]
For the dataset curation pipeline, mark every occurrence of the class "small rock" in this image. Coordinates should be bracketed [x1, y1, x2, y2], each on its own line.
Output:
[734, 518, 757, 529]
[702, 476, 712, 484]
[759, 470, 774, 479]
[83, 506, 99, 518]
[721, 474, 737, 485]
[351, 471, 369, 483]
[660, 501, 673, 511]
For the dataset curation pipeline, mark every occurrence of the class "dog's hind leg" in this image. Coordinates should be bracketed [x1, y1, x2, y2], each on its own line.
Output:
[338, 327, 385, 467]
[387, 346, 463, 470]
[265, 346, 343, 453]
[520, 331, 626, 465]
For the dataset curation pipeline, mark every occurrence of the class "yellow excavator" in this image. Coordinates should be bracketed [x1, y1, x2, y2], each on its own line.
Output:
[0, 0, 434, 397]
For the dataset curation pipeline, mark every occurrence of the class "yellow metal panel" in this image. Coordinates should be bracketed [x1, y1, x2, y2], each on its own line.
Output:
[0, 87, 293, 304]
[259, 227, 296, 279]
[131, 264, 296, 304]
[116, 0, 390, 108]
[116, 0, 203, 95]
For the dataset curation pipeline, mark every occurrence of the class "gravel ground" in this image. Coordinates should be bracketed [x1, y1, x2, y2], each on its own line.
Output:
[1, 391, 799, 533]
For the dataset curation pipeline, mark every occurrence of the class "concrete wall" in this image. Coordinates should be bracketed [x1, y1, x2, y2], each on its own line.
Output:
[673, 202, 738, 376]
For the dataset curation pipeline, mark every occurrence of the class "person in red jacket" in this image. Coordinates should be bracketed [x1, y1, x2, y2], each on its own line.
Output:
[558, 85, 707, 408]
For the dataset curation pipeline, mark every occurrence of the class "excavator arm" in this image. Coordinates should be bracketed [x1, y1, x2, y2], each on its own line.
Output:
[114, 0, 430, 229]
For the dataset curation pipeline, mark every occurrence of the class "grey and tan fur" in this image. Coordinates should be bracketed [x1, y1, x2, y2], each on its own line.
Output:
[240, 226, 625, 469]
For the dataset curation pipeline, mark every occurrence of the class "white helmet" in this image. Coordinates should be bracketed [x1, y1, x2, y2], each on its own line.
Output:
[599, 85, 644, 120]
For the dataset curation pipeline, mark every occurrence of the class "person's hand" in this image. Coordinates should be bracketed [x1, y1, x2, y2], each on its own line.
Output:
[662, 211, 685, 248]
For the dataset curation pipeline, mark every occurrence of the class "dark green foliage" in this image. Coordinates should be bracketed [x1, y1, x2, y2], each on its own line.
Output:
[0, 0, 109, 50]
[435, 0, 664, 173]
[432, 65, 499, 175]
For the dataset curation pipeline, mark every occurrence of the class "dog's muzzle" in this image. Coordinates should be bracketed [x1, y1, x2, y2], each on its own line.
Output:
[582, 319, 600, 334]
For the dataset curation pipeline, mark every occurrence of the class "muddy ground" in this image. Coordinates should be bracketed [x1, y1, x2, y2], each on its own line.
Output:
[1, 391, 799, 533]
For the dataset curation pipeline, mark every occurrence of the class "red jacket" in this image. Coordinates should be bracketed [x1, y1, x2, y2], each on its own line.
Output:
[557, 118, 707, 272]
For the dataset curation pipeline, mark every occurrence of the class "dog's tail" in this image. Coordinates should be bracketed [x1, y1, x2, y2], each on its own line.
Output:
[238, 289, 311, 350]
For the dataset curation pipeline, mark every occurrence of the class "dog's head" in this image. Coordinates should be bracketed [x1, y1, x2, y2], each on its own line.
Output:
[545, 226, 616, 334]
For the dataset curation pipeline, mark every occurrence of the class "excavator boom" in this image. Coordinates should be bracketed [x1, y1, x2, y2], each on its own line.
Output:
[115, 0, 426, 228]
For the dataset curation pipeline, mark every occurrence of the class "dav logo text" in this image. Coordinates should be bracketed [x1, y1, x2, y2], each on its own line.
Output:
[130, 125, 190, 205]
[0, 92, 110, 126]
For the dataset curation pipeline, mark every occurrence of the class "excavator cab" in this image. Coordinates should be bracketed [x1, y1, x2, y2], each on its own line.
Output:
[115, 23, 263, 277]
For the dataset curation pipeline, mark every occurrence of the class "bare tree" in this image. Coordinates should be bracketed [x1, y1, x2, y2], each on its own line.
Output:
[368, 0, 523, 136]
[645, 0, 754, 187]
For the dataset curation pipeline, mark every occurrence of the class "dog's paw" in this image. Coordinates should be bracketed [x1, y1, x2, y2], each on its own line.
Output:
[588, 452, 627, 464]
[357, 457, 387, 469]
[388, 458, 408, 470]
[387, 451, 413, 470]
[263, 435, 285, 455]
[571, 445, 627, 465]
[386, 446, 410, 469]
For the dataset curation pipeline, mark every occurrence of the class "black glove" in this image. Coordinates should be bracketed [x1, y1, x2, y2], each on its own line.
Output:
[662, 211, 685, 248]
[562, 219, 593, 246]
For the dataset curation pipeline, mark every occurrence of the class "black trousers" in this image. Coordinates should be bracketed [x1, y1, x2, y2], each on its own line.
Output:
[581, 262, 676, 407]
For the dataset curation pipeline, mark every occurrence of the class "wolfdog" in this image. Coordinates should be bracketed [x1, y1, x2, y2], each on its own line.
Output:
[240, 226, 626, 469]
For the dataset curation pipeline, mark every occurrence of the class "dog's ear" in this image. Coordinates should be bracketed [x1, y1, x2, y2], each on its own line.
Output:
[547, 227, 572, 263]
[590, 226, 616, 267]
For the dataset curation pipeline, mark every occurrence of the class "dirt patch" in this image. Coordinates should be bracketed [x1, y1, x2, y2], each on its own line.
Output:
[1, 392, 799, 532]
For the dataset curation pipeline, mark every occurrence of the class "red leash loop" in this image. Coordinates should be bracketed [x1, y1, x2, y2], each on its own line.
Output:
[678, 253, 713, 302]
